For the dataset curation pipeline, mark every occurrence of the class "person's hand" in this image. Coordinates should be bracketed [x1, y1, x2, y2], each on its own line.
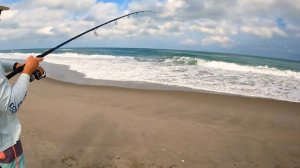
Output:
[22, 56, 44, 75]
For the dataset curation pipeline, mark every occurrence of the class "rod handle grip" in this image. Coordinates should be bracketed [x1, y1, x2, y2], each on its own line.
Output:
[6, 65, 25, 79]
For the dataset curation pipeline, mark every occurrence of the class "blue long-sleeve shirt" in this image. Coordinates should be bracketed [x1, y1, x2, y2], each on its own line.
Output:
[0, 60, 30, 151]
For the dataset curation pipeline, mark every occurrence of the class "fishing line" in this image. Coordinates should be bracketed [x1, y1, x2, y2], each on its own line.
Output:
[6, 11, 154, 80]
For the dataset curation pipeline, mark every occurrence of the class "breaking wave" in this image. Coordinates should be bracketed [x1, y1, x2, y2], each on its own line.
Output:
[0, 51, 299, 102]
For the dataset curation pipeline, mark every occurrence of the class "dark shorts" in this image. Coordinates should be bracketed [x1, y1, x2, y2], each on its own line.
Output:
[0, 141, 24, 168]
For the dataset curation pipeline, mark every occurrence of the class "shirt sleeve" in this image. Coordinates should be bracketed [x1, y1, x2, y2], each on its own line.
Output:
[0, 73, 30, 114]
[0, 60, 15, 73]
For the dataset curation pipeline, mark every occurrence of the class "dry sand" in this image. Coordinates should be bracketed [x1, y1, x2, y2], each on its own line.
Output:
[17, 78, 300, 168]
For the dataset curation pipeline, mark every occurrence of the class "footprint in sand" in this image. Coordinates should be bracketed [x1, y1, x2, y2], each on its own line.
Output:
[61, 155, 78, 167]
[106, 154, 121, 161]
[149, 164, 178, 168]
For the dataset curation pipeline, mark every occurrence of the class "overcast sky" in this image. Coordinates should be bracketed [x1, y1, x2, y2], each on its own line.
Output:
[0, 0, 300, 61]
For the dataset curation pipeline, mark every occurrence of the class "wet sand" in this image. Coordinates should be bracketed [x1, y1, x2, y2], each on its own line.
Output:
[18, 78, 300, 168]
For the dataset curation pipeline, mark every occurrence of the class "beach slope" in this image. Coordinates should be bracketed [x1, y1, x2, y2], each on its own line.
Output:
[19, 78, 300, 168]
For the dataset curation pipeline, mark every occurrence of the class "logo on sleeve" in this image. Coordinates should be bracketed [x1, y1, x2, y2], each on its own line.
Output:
[8, 92, 27, 113]
[9, 98, 26, 113]
[9, 103, 18, 113]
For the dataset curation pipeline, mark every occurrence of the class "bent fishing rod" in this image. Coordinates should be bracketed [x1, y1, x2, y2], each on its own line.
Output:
[6, 11, 153, 80]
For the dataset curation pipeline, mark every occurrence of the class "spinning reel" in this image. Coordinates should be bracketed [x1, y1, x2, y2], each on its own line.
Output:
[30, 67, 46, 82]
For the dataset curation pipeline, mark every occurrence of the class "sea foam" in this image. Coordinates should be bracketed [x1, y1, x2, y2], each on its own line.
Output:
[0, 52, 299, 102]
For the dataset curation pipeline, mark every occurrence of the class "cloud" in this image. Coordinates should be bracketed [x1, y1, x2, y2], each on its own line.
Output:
[287, 24, 300, 31]
[241, 26, 288, 38]
[163, 0, 186, 17]
[29, 0, 95, 12]
[0, 0, 300, 60]
[0, 9, 18, 21]
[202, 35, 231, 46]
[37, 26, 55, 36]
[87, 2, 120, 21]
[126, 0, 294, 48]
[189, 19, 238, 36]
[0, 0, 112, 40]
[180, 39, 197, 45]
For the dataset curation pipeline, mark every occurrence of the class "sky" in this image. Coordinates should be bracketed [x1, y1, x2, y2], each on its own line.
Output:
[0, 0, 300, 61]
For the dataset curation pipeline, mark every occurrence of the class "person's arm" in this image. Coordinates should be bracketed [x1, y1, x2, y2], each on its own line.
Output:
[0, 56, 43, 114]
[0, 73, 30, 114]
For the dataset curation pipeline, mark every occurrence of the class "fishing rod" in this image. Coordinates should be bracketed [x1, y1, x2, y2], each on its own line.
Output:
[6, 11, 153, 80]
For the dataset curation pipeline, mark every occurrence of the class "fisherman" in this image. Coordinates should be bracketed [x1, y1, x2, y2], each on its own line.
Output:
[0, 5, 44, 168]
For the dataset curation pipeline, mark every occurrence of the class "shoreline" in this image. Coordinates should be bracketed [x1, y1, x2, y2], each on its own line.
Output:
[3, 58, 300, 103]
[43, 61, 300, 104]
[48, 75, 300, 105]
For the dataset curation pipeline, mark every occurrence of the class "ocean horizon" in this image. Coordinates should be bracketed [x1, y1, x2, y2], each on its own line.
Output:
[1, 47, 300, 103]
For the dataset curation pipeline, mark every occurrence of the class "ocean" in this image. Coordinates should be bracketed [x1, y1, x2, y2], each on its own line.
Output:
[0, 47, 299, 102]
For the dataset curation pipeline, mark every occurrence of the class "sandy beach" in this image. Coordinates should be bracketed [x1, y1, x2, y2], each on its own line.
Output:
[16, 78, 300, 168]
[1, 0, 300, 167]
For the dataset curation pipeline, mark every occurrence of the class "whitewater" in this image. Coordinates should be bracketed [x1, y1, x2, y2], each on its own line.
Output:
[0, 48, 299, 102]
